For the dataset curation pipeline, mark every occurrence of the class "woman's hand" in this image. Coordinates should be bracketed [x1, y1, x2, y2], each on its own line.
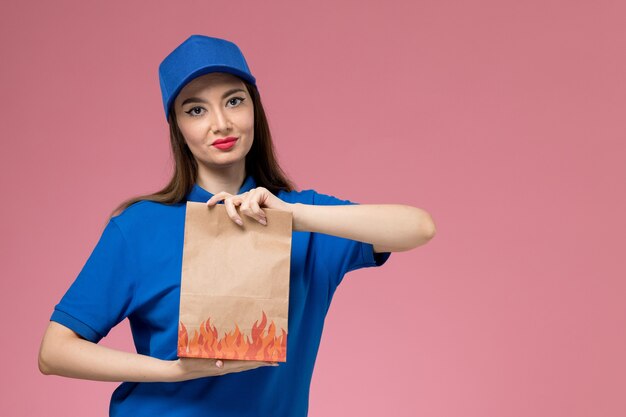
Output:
[206, 186, 292, 227]
[169, 357, 279, 382]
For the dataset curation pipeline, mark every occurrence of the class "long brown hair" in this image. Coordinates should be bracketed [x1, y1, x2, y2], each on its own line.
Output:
[108, 79, 298, 220]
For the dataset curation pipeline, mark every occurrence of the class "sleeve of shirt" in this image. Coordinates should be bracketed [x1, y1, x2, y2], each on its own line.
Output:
[49, 217, 137, 344]
[310, 190, 392, 286]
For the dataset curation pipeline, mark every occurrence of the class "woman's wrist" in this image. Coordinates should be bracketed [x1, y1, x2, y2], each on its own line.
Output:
[163, 358, 185, 382]
[290, 202, 309, 232]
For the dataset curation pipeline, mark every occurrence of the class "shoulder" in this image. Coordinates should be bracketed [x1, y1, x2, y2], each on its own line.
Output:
[278, 188, 358, 206]
[277, 188, 316, 204]
[109, 199, 186, 238]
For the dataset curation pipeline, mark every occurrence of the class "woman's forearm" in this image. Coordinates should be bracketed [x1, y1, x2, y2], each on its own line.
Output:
[39, 334, 179, 383]
[290, 203, 435, 251]
[39, 323, 273, 382]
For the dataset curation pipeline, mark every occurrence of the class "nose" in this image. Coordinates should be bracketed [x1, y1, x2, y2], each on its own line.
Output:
[209, 107, 230, 133]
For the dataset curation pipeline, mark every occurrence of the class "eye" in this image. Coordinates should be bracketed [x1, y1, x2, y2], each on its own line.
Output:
[185, 106, 205, 117]
[184, 97, 245, 118]
[227, 97, 245, 107]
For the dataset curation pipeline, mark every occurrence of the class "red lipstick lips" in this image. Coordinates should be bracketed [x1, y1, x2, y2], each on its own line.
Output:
[212, 136, 238, 150]
[212, 136, 238, 145]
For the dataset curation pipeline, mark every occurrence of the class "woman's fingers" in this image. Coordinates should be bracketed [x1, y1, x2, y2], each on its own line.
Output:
[206, 192, 245, 226]
[240, 189, 267, 225]
[213, 359, 278, 376]
[205, 192, 223, 207]
[225, 196, 244, 226]
[206, 190, 268, 226]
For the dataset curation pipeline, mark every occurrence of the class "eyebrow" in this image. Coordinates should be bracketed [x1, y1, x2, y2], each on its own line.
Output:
[180, 88, 246, 107]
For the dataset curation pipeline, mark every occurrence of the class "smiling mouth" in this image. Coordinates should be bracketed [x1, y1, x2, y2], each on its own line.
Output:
[212, 138, 238, 150]
[212, 136, 238, 145]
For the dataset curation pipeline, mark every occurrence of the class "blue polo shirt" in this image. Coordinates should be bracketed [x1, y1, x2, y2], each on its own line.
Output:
[50, 174, 391, 417]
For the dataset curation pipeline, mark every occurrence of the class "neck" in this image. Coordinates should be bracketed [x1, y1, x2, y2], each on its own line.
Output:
[195, 161, 247, 196]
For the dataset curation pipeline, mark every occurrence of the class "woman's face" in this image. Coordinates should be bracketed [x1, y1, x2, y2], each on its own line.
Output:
[173, 72, 254, 169]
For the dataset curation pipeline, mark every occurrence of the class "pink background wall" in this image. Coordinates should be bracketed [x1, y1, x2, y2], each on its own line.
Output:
[2, 0, 625, 416]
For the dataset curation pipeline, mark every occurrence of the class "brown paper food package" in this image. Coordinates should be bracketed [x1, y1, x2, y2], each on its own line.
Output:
[177, 202, 293, 363]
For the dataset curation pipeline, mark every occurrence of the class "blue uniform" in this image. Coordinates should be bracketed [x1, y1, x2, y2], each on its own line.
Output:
[50, 174, 391, 417]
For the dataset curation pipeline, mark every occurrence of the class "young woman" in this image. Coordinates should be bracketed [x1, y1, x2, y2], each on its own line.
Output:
[38, 34, 436, 417]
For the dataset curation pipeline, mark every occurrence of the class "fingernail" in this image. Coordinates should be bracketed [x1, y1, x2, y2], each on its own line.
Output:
[235, 219, 243, 226]
[259, 218, 267, 225]
[216, 360, 223, 368]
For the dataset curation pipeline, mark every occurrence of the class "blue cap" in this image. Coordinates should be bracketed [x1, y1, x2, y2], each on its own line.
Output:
[158, 35, 257, 122]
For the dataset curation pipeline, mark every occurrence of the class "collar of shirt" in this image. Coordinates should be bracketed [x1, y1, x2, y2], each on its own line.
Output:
[185, 174, 257, 203]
